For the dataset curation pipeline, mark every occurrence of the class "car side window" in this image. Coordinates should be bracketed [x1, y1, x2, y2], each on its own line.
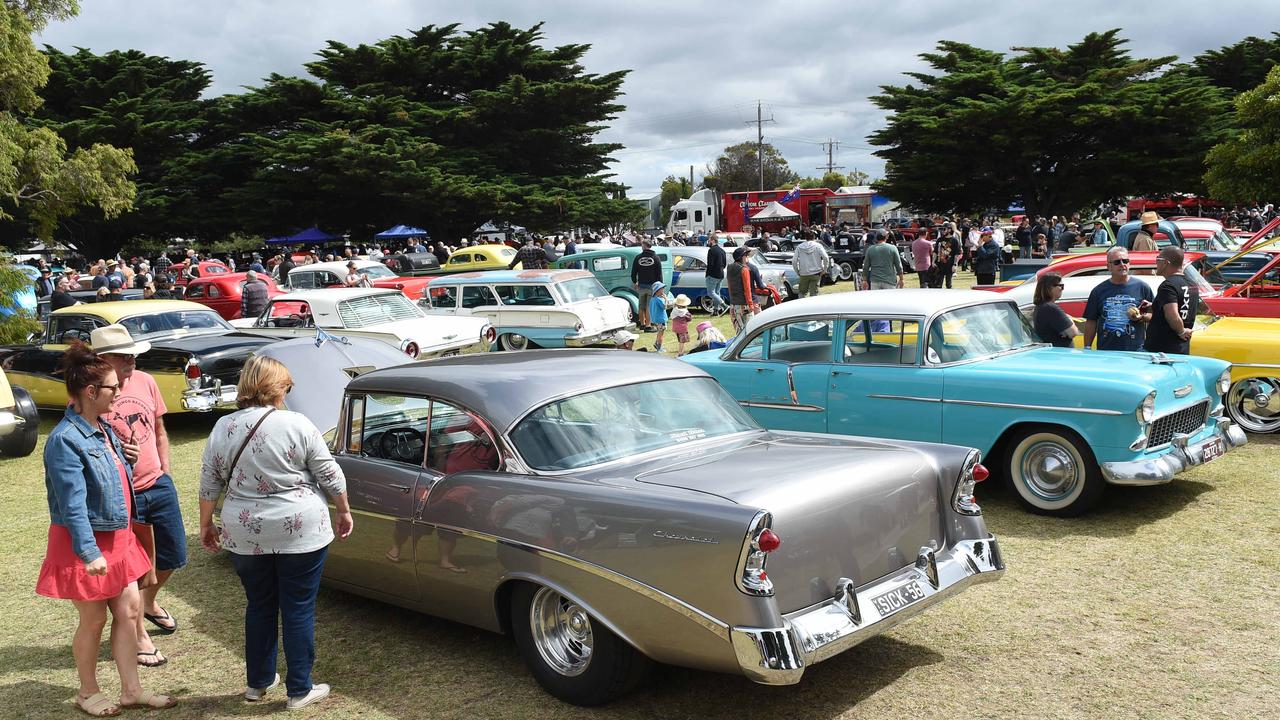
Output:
[207, 284, 221, 298]
[736, 332, 765, 360]
[461, 286, 498, 309]
[495, 284, 555, 306]
[265, 300, 312, 327]
[290, 272, 315, 289]
[593, 256, 624, 272]
[426, 400, 499, 474]
[50, 315, 101, 344]
[432, 286, 459, 308]
[843, 319, 921, 365]
[359, 393, 431, 465]
[450, 254, 472, 265]
[764, 320, 834, 363]
[186, 284, 205, 299]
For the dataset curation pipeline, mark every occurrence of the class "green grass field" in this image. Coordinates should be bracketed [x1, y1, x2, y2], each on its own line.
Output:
[2, 268, 1276, 720]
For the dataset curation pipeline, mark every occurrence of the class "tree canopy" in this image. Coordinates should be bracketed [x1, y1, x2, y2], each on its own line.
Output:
[869, 30, 1230, 216]
[1204, 65, 1280, 202]
[1192, 33, 1280, 95]
[701, 142, 798, 194]
[0, 0, 135, 247]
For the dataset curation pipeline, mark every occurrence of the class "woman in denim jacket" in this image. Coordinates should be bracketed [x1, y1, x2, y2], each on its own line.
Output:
[36, 342, 176, 716]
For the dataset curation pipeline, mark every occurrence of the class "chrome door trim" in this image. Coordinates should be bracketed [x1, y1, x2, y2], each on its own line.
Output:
[429, 522, 731, 640]
[1235, 362, 1280, 369]
[739, 401, 825, 412]
[941, 398, 1124, 416]
[866, 394, 943, 404]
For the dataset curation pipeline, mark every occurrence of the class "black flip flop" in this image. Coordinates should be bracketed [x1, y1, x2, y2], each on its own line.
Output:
[136, 650, 168, 668]
[143, 608, 177, 634]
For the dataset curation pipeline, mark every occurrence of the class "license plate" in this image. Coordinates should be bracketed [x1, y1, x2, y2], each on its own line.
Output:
[870, 580, 926, 616]
[1199, 437, 1225, 463]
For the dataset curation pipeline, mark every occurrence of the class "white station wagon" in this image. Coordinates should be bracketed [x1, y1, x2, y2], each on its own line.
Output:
[422, 269, 632, 351]
[233, 287, 494, 359]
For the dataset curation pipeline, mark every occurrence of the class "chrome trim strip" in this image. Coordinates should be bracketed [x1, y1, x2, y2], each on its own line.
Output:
[430, 522, 731, 640]
[738, 401, 825, 412]
[866, 394, 942, 404]
[1234, 362, 1280, 369]
[940, 398, 1124, 415]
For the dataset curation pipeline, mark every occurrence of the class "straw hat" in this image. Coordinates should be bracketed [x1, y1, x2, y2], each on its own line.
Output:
[1139, 211, 1161, 226]
[674, 294, 691, 307]
[90, 324, 151, 355]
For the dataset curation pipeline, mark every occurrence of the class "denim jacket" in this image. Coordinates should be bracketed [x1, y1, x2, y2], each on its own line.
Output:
[44, 406, 134, 563]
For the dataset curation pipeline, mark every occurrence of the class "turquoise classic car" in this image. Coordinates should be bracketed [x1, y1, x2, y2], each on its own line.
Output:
[550, 247, 672, 319]
[683, 290, 1248, 516]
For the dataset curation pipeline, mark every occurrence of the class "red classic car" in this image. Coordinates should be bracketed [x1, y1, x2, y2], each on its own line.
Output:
[185, 272, 284, 320]
[283, 260, 436, 303]
[1204, 250, 1280, 319]
[976, 251, 1216, 295]
[169, 260, 232, 295]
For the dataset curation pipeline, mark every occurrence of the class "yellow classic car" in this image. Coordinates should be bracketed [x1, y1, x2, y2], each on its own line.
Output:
[0, 368, 39, 457]
[438, 244, 520, 273]
[0, 300, 276, 413]
[1008, 275, 1280, 433]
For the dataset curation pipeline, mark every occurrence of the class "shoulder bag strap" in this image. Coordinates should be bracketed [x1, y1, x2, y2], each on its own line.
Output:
[226, 407, 275, 481]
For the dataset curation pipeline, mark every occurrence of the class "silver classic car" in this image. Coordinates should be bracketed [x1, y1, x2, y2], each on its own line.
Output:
[278, 347, 1004, 705]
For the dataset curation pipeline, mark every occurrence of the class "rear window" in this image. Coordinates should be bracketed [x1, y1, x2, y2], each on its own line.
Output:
[336, 294, 423, 327]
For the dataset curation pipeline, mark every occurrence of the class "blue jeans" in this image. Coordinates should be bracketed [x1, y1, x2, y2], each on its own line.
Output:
[704, 277, 727, 309]
[230, 547, 328, 698]
[1019, 245, 1031, 259]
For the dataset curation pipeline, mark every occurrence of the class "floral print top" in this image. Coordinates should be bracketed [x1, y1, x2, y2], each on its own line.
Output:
[199, 407, 347, 556]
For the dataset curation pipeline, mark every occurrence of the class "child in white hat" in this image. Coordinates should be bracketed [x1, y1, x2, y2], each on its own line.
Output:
[671, 294, 693, 355]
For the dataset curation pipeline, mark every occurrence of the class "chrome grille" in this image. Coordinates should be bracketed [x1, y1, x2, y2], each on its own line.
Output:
[1149, 400, 1209, 447]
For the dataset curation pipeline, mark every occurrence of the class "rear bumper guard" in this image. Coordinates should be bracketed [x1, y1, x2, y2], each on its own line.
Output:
[730, 535, 1005, 685]
[182, 380, 237, 412]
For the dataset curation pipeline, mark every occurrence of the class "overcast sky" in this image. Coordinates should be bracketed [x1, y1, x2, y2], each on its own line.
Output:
[36, 0, 1280, 197]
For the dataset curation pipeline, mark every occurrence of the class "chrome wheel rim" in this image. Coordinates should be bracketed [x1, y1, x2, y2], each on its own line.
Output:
[838, 262, 854, 281]
[529, 587, 593, 677]
[1227, 378, 1280, 433]
[1019, 439, 1080, 502]
[503, 334, 528, 351]
[699, 295, 716, 313]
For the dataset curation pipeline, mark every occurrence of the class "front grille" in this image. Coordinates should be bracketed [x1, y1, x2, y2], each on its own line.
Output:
[1149, 400, 1209, 447]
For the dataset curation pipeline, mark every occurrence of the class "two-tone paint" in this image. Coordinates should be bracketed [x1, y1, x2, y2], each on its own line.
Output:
[550, 247, 674, 319]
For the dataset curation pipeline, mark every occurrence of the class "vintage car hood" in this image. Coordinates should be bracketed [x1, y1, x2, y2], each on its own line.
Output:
[568, 296, 632, 332]
[962, 346, 1202, 389]
[338, 316, 488, 345]
[631, 431, 948, 612]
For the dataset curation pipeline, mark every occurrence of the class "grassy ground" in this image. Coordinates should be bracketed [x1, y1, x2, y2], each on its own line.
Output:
[2, 269, 1277, 720]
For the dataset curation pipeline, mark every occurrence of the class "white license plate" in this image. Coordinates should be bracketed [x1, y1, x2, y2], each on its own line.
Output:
[1199, 437, 1225, 463]
[870, 580, 926, 616]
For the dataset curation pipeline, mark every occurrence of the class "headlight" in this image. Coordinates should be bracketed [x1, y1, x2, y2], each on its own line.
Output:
[1218, 369, 1231, 396]
[1137, 391, 1156, 424]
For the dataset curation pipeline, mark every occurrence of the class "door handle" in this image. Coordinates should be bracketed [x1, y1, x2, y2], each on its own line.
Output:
[388, 483, 412, 493]
[831, 369, 854, 375]
[755, 367, 775, 372]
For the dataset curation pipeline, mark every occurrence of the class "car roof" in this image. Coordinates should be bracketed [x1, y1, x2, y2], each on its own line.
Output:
[428, 269, 593, 284]
[271, 287, 402, 306]
[741, 289, 1005, 330]
[51, 299, 208, 322]
[458, 244, 515, 255]
[348, 349, 708, 431]
[291, 260, 384, 275]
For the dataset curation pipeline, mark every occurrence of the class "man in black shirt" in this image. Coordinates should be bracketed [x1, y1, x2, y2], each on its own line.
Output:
[50, 277, 77, 310]
[630, 240, 663, 329]
[1145, 246, 1197, 354]
[704, 233, 728, 313]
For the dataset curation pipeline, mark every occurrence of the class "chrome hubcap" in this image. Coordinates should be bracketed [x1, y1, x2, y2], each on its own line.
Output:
[529, 587, 593, 676]
[505, 334, 528, 350]
[839, 263, 853, 280]
[1228, 378, 1280, 433]
[1020, 441, 1079, 501]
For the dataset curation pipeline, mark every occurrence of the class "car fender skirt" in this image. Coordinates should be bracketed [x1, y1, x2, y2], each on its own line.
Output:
[731, 535, 1005, 685]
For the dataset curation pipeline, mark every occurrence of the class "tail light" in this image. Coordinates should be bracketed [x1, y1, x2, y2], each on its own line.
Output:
[737, 512, 779, 596]
[184, 359, 202, 390]
[484, 326, 497, 343]
[403, 341, 419, 358]
[953, 452, 985, 516]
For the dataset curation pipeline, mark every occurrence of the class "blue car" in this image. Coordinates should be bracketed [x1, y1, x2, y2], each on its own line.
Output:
[683, 290, 1247, 517]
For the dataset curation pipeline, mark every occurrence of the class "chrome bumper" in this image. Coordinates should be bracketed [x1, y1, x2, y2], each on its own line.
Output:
[730, 536, 1005, 685]
[425, 340, 491, 358]
[565, 330, 621, 347]
[0, 410, 25, 435]
[1101, 418, 1248, 486]
[182, 381, 237, 412]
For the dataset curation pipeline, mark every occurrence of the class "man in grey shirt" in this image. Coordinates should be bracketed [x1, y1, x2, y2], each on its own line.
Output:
[862, 231, 904, 290]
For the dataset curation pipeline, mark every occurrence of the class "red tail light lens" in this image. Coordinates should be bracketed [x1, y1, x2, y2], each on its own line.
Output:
[756, 528, 781, 552]
[484, 326, 497, 343]
[404, 342, 419, 358]
[185, 361, 201, 379]
[972, 463, 989, 483]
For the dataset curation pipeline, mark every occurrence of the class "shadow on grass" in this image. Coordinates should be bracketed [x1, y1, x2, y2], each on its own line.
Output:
[161, 546, 944, 719]
[978, 474, 1215, 540]
[0, 680, 75, 713]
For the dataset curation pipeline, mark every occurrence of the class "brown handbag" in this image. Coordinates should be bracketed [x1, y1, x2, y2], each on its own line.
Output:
[131, 521, 158, 589]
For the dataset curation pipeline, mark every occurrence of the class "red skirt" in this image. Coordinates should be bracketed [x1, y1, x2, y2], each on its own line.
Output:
[35, 524, 152, 602]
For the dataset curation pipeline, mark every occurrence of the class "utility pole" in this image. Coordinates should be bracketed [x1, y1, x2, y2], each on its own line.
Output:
[689, 165, 694, 191]
[746, 101, 775, 191]
[817, 139, 844, 175]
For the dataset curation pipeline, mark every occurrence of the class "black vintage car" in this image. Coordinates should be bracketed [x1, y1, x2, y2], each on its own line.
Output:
[380, 252, 443, 277]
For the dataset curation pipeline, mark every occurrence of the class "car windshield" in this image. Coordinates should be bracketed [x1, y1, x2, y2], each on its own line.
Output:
[1181, 263, 1217, 294]
[927, 302, 1039, 363]
[117, 309, 233, 339]
[510, 377, 759, 471]
[358, 265, 396, 279]
[556, 277, 610, 303]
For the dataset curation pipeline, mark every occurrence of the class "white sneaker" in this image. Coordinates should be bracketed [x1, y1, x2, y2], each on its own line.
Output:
[244, 672, 280, 701]
[286, 683, 330, 710]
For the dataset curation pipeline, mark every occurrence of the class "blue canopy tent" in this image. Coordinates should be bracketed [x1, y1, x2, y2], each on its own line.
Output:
[375, 224, 430, 239]
[267, 227, 341, 245]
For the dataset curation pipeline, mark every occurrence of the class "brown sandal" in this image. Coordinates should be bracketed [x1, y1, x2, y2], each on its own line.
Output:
[74, 692, 121, 717]
[120, 691, 177, 709]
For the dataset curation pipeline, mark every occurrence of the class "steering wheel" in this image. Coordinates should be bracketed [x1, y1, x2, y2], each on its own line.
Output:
[379, 428, 425, 463]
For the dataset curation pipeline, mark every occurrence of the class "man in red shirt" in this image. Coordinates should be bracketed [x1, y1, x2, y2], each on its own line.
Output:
[91, 325, 185, 668]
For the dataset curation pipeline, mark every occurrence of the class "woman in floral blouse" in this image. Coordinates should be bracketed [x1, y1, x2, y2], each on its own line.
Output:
[198, 355, 353, 710]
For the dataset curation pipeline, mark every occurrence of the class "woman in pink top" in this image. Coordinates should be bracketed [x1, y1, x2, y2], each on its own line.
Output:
[910, 231, 935, 288]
